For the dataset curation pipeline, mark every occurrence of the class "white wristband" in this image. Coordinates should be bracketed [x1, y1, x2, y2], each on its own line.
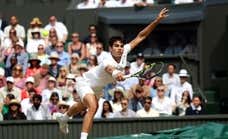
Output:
[112, 69, 121, 79]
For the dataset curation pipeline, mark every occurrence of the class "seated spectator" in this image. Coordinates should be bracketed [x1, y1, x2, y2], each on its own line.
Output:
[175, 91, 191, 116]
[0, 68, 6, 88]
[68, 53, 80, 76]
[0, 76, 21, 104]
[47, 92, 60, 115]
[185, 94, 205, 115]
[25, 54, 42, 77]
[128, 78, 150, 99]
[103, 82, 118, 101]
[96, 42, 110, 65]
[116, 0, 136, 7]
[97, 0, 118, 8]
[37, 44, 50, 65]
[21, 88, 36, 116]
[4, 16, 25, 40]
[150, 76, 164, 98]
[21, 77, 40, 100]
[113, 98, 137, 118]
[77, 63, 89, 76]
[174, 0, 193, 4]
[44, 16, 68, 43]
[129, 85, 144, 112]
[101, 100, 114, 118]
[87, 55, 98, 69]
[6, 41, 29, 74]
[57, 66, 68, 88]
[26, 28, 45, 53]
[5, 55, 17, 77]
[48, 52, 62, 78]
[52, 101, 70, 120]
[137, 96, 159, 117]
[86, 33, 100, 58]
[109, 86, 126, 112]
[134, 0, 154, 7]
[1, 94, 15, 115]
[162, 64, 180, 92]
[46, 34, 58, 55]
[67, 33, 86, 61]
[130, 53, 145, 74]
[33, 64, 50, 91]
[27, 17, 43, 42]
[3, 99, 26, 120]
[11, 64, 26, 89]
[27, 94, 51, 120]
[55, 41, 70, 66]
[170, 69, 193, 105]
[77, 0, 98, 9]
[152, 85, 174, 116]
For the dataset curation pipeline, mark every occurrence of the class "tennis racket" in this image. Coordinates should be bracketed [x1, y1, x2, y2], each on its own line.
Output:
[124, 62, 164, 80]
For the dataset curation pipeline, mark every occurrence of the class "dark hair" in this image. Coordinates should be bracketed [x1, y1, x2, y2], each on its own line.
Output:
[101, 101, 113, 118]
[6, 94, 15, 100]
[112, 90, 124, 103]
[89, 24, 96, 29]
[145, 96, 152, 102]
[32, 94, 42, 102]
[50, 92, 59, 100]
[167, 63, 176, 70]
[181, 91, 191, 105]
[89, 55, 98, 66]
[109, 36, 124, 47]
[192, 94, 203, 102]
[28, 88, 37, 94]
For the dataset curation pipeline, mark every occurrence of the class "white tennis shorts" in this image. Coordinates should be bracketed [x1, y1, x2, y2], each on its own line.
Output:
[75, 76, 95, 100]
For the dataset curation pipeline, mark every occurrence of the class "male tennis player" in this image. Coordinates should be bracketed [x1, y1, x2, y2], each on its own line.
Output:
[57, 8, 169, 139]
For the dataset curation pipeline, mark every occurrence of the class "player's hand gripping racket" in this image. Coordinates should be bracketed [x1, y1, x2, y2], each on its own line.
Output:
[123, 62, 164, 80]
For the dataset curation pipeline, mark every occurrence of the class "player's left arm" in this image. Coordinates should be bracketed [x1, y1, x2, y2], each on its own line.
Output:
[129, 8, 169, 50]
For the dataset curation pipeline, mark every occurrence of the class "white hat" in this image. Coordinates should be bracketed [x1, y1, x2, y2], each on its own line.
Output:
[48, 76, 56, 82]
[71, 53, 80, 59]
[66, 74, 75, 79]
[49, 52, 60, 60]
[26, 76, 35, 83]
[6, 76, 14, 83]
[109, 86, 127, 97]
[0, 67, 5, 76]
[15, 40, 24, 48]
[57, 101, 70, 107]
[179, 69, 189, 77]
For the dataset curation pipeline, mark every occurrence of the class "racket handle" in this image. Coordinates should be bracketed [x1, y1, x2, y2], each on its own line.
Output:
[123, 74, 131, 79]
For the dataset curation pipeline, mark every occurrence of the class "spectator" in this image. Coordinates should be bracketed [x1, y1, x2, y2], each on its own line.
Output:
[67, 33, 86, 61]
[134, 0, 154, 7]
[77, 63, 89, 76]
[97, 0, 118, 7]
[128, 78, 150, 99]
[0, 68, 6, 88]
[136, 96, 159, 117]
[6, 41, 29, 74]
[21, 77, 40, 100]
[101, 100, 114, 118]
[130, 53, 145, 74]
[27, 17, 43, 42]
[174, 0, 193, 4]
[57, 66, 68, 87]
[150, 76, 165, 98]
[46, 32, 58, 55]
[116, 0, 136, 7]
[44, 16, 68, 42]
[175, 90, 191, 116]
[25, 54, 42, 77]
[3, 99, 26, 120]
[27, 94, 51, 120]
[55, 41, 70, 66]
[11, 64, 26, 89]
[185, 94, 204, 115]
[37, 44, 50, 65]
[87, 55, 98, 69]
[48, 52, 62, 78]
[52, 101, 70, 119]
[68, 53, 80, 76]
[109, 86, 126, 112]
[4, 16, 25, 40]
[96, 42, 110, 64]
[41, 76, 61, 104]
[0, 12, 7, 31]
[1, 94, 15, 115]
[86, 33, 100, 57]
[5, 55, 17, 77]
[170, 69, 193, 105]
[162, 64, 180, 92]
[152, 85, 174, 116]
[21, 88, 36, 116]
[129, 85, 144, 112]
[77, 0, 98, 9]
[33, 64, 50, 91]
[83, 24, 97, 44]
[113, 98, 137, 118]
[47, 92, 60, 115]
[26, 28, 45, 53]
[0, 76, 21, 104]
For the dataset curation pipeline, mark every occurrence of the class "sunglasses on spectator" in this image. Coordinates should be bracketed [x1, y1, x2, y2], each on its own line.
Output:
[157, 89, 164, 92]
[145, 101, 151, 104]
[59, 106, 67, 109]
[38, 47, 44, 50]
[56, 45, 64, 48]
[72, 35, 79, 38]
[121, 102, 128, 105]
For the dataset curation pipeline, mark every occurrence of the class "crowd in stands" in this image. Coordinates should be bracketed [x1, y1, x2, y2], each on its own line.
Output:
[0, 15, 205, 121]
[76, 0, 203, 9]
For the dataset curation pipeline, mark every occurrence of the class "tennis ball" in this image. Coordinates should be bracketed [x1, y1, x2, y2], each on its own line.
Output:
[41, 30, 49, 37]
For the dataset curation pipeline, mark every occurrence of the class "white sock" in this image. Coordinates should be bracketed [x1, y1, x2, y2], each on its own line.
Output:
[80, 132, 88, 139]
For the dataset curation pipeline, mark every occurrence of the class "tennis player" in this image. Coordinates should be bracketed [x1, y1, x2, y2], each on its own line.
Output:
[57, 8, 169, 139]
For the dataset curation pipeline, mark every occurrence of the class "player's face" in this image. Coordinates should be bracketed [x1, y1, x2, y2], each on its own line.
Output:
[110, 40, 124, 59]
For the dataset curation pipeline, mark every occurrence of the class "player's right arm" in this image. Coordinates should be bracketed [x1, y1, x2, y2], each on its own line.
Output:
[105, 65, 125, 81]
